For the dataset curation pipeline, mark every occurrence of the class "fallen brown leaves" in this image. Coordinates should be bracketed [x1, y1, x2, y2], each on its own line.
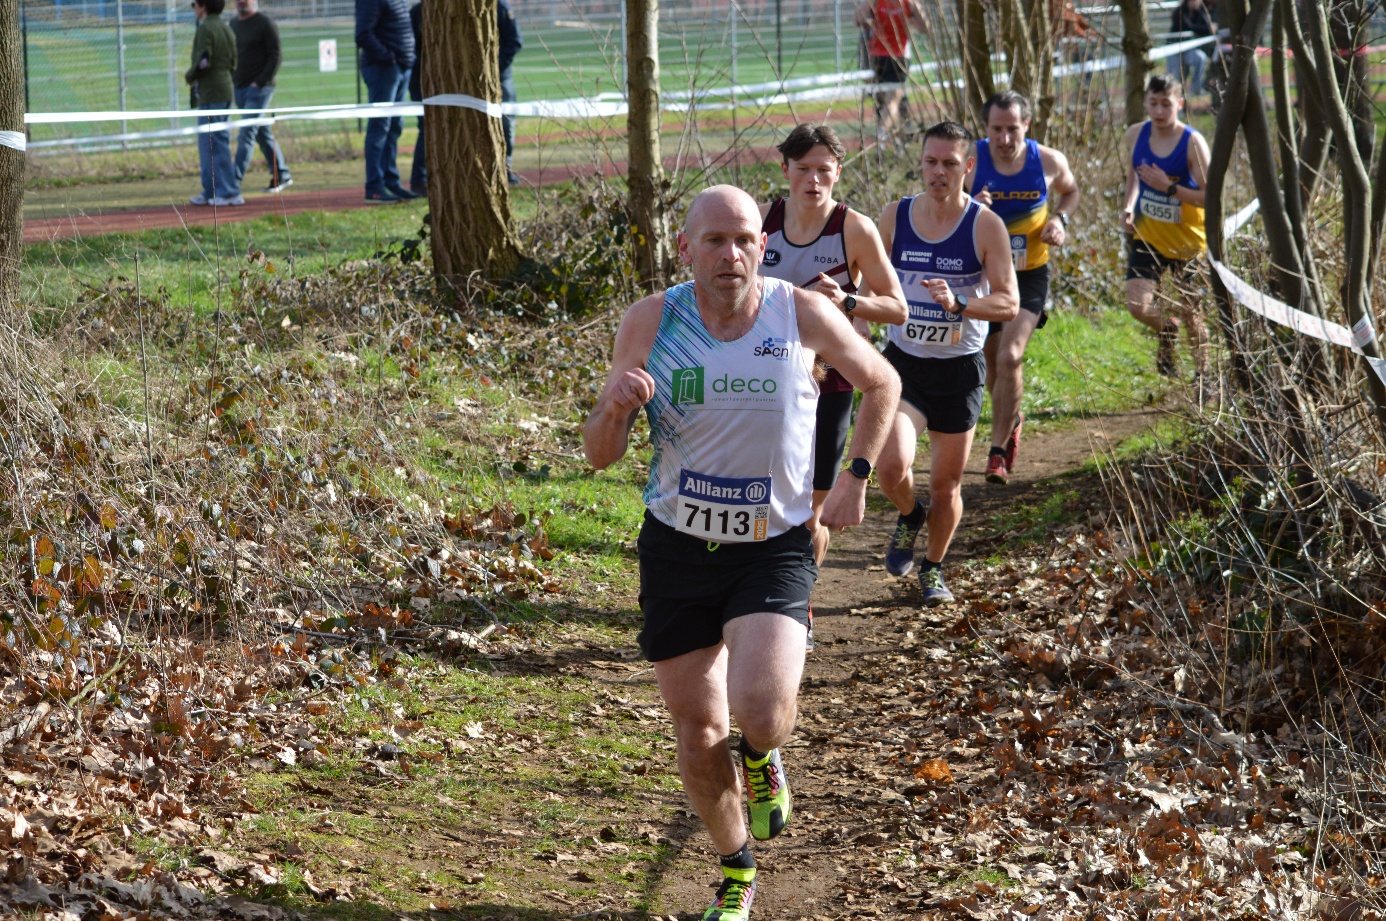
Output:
[794, 520, 1369, 920]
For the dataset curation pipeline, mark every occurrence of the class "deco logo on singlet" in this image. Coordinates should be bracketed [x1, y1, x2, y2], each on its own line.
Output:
[762, 249, 783, 267]
[671, 367, 706, 406]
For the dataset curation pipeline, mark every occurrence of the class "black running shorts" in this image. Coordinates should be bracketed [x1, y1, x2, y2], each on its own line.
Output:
[871, 55, 909, 85]
[988, 263, 1051, 337]
[637, 512, 817, 662]
[813, 390, 855, 492]
[1126, 237, 1203, 282]
[884, 345, 986, 435]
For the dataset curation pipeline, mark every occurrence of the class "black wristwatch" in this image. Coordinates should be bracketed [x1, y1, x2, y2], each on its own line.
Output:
[1165, 182, 1179, 197]
[1056, 212, 1070, 226]
[843, 294, 858, 314]
[847, 457, 872, 480]
[952, 293, 969, 313]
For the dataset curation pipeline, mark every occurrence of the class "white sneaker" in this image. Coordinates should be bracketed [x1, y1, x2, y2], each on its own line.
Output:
[190, 193, 211, 205]
[210, 195, 246, 206]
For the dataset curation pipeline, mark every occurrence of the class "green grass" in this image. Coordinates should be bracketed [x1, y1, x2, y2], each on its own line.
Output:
[25, 16, 855, 145]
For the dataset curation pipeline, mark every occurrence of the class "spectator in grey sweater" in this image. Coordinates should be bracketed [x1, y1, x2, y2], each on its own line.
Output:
[231, 0, 292, 193]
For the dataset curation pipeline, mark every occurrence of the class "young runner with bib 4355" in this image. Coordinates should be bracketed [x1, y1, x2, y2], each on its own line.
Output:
[876, 122, 1019, 606]
[1121, 73, 1211, 379]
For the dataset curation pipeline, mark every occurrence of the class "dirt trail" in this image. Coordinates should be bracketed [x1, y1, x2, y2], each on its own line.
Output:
[648, 408, 1174, 919]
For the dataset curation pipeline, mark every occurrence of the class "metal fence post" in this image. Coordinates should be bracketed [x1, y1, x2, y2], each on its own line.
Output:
[116, 0, 128, 146]
[834, 0, 842, 74]
[21, 0, 31, 117]
[167, 0, 178, 130]
[729, 0, 737, 90]
[620, 0, 628, 98]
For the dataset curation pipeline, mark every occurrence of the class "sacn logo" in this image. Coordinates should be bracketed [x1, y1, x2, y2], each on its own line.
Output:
[672, 366, 705, 406]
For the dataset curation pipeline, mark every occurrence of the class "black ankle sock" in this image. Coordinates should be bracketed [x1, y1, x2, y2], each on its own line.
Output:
[738, 735, 768, 762]
[920, 557, 942, 572]
[720, 842, 755, 871]
[902, 499, 925, 527]
[989, 445, 1007, 457]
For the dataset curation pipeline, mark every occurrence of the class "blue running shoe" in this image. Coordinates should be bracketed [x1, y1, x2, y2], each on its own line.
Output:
[919, 566, 955, 606]
[885, 504, 924, 576]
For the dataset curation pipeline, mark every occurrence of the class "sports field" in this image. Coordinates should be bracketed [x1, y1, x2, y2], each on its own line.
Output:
[23, 12, 860, 145]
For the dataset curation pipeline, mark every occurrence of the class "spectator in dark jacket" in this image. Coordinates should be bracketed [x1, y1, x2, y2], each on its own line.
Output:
[408, 0, 426, 196]
[1168, 0, 1216, 95]
[231, 0, 292, 193]
[187, 0, 242, 206]
[498, 0, 523, 184]
[356, 0, 418, 202]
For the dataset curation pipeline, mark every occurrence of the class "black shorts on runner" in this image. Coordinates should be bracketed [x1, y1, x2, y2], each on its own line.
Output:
[871, 55, 909, 85]
[884, 345, 986, 435]
[989, 263, 1051, 337]
[636, 512, 817, 662]
[813, 390, 855, 492]
[1126, 237, 1202, 283]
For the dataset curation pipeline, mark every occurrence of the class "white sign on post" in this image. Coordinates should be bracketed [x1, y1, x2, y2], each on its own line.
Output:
[319, 40, 338, 73]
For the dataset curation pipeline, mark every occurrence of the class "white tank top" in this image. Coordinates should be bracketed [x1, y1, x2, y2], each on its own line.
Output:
[642, 278, 819, 541]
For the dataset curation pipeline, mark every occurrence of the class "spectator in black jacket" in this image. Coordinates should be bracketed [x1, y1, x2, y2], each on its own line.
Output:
[231, 0, 292, 193]
[356, 0, 418, 202]
[1169, 0, 1216, 96]
[498, 0, 523, 185]
[408, 0, 425, 196]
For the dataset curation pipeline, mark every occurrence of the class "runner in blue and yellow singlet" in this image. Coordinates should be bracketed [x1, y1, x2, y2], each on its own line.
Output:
[584, 186, 900, 921]
[964, 91, 1080, 486]
[1121, 73, 1211, 378]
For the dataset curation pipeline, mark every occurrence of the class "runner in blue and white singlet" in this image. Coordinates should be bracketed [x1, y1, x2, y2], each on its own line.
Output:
[874, 123, 1019, 608]
[886, 195, 990, 359]
[642, 276, 819, 542]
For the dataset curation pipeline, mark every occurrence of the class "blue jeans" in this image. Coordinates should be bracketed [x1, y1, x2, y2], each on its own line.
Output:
[410, 115, 426, 192]
[1170, 48, 1208, 96]
[500, 66, 516, 165]
[360, 62, 410, 194]
[234, 84, 291, 185]
[197, 103, 239, 199]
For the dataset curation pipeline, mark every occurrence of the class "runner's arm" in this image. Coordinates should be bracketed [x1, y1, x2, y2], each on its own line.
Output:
[927, 209, 1018, 322]
[1040, 145, 1080, 245]
[1176, 130, 1211, 207]
[814, 211, 907, 325]
[905, 0, 930, 33]
[582, 295, 663, 470]
[1120, 123, 1141, 233]
[795, 290, 901, 530]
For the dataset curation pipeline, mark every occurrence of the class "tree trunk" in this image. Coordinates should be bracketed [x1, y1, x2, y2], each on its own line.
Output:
[0, 0, 22, 321]
[958, 0, 995, 122]
[425, 0, 523, 287]
[1001, 0, 1054, 141]
[626, 0, 672, 292]
[1116, 0, 1151, 125]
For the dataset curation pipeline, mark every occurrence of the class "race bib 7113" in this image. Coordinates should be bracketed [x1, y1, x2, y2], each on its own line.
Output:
[676, 470, 770, 542]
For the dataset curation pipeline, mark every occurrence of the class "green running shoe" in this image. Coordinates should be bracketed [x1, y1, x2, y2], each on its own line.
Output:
[704, 866, 757, 921]
[741, 742, 791, 840]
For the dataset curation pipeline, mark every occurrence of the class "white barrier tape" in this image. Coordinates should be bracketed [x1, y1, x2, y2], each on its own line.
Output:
[1224, 198, 1260, 238]
[1212, 257, 1386, 386]
[0, 130, 24, 152]
[1353, 316, 1378, 348]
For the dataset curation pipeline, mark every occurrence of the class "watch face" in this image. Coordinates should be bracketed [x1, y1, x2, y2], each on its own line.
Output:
[849, 457, 872, 479]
